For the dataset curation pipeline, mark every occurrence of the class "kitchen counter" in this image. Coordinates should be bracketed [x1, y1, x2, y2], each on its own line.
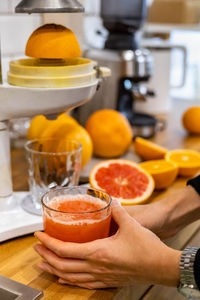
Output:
[1, 99, 200, 300]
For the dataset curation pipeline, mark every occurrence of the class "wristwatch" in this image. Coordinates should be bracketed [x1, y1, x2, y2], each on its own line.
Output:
[178, 247, 200, 299]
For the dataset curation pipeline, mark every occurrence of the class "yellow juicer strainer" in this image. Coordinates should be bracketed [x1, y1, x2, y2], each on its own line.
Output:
[8, 58, 110, 88]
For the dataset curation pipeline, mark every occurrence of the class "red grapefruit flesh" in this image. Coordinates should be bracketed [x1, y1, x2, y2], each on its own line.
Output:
[90, 159, 154, 205]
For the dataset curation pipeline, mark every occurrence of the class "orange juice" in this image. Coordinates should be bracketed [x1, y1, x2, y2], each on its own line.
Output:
[43, 194, 111, 243]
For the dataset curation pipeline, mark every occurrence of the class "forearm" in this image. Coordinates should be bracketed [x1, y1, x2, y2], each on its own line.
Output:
[125, 185, 200, 239]
[163, 186, 200, 237]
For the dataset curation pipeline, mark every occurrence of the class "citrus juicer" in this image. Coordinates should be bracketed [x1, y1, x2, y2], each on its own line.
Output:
[15, 0, 85, 13]
[0, 0, 110, 242]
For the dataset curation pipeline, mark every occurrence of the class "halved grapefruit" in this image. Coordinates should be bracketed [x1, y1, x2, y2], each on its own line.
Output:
[89, 159, 154, 205]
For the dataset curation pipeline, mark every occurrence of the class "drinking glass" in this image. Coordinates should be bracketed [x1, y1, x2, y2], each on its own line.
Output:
[41, 186, 112, 243]
[23, 139, 82, 215]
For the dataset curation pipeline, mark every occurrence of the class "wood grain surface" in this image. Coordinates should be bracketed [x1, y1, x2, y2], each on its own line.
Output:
[1, 99, 200, 299]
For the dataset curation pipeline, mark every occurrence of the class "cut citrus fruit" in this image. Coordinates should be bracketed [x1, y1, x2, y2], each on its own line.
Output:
[26, 23, 81, 59]
[90, 159, 154, 205]
[27, 115, 51, 140]
[86, 109, 133, 158]
[27, 114, 93, 168]
[41, 120, 93, 168]
[57, 125, 93, 168]
[57, 113, 79, 125]
[140, 160, 178, 190]
[165, 149, 200, 177]
[134, 137, 168, 161]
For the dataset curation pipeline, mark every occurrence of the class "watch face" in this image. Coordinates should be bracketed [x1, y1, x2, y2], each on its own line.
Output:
[179, 285, 200, 299]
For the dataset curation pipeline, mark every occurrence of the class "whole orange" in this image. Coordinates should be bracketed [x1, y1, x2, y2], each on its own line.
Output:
[182, 106, 200, 134]
[85, 109, 133, 158]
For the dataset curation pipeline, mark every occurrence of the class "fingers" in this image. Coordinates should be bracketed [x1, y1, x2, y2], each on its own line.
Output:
[58, 278, 110, 289]
[38, 261, 96, 283]
[111, 199, 121, 207]
[34, 232, 97, 259]
[34, 244, 90, 273]
[112, 204, 145, 236]
[111, 205, 131, 228]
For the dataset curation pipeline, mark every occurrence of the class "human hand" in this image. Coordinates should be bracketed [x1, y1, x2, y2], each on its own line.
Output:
[125, 200, 171, 239]
[34, 204, 181, 289]
[126, 186, 200, 240]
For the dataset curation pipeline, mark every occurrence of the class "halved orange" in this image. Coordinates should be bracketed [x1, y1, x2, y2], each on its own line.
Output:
[140, 160, 178, 190]
[41, 120, 93, 168]
[27, 114, 92, 168]
[26, 24, 81, 59]
[89, 159, 155, 205]
[165, 149, 200, 177]
[27, 115, 51, 140]
[134, 137, 168, 161]
[57, 125, 93, 168]
[57, 112, 79, 125]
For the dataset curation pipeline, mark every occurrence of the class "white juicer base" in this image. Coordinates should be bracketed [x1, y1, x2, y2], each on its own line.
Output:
[0, 192, 43, 243]
[0, 81, 98, 120]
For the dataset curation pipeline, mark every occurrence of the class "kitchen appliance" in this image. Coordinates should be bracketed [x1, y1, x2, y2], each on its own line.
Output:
[15, 0, 84, 13]
[74, 0, 162, 138]
[0, 0, 110, 242]
[135, 40, 187, 114]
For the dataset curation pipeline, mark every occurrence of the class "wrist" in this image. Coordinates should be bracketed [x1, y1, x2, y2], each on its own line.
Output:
[158, 246, 181, 287]
[162, 186, 200, 238]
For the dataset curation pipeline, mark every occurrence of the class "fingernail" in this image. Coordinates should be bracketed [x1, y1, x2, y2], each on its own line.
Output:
[34, 231, 43, 237]
[34, 244, 41, 254]
[34, 232, 39, 239]
[58, 278, 66, 284]
[112, 199, 122, 207]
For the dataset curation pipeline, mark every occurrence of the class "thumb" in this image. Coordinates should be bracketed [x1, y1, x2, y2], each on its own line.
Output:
[111, 204, 131, 229]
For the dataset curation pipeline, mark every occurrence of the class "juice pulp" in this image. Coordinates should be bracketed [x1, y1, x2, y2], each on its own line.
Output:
[43, 195, 111, 243]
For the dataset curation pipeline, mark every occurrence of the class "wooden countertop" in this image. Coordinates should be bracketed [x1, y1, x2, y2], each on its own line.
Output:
[1, 99, 200, 300]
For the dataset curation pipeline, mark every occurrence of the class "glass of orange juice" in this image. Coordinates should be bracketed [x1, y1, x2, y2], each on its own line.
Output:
[41, 186, 112, 243]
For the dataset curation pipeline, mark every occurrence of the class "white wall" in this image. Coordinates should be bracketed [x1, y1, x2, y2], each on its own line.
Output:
[0, 1, 42, 81]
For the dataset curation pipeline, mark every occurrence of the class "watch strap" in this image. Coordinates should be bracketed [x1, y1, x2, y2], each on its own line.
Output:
[179, 246, 199, 288]
[194, 248, 200, 290]
[187, 175, 200, 196]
